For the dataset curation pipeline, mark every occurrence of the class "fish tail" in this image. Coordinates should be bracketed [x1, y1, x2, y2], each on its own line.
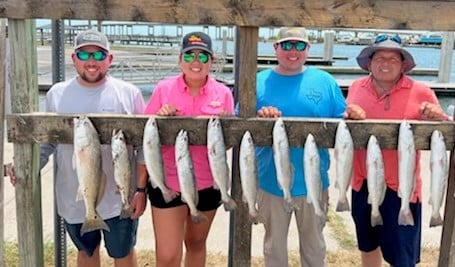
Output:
[371, 213, 383, 227]
[429, 213, 443, 227]
[284, 199, 299, 213]
[223, 197, 237, 211]
[191, 212, 208, 224]
[398, 208, 415, 226]
[162, 189, 179, 203]
[336, 196, 350, 212]
[80, 215, 110, 236]
[119, 204, 133, 219]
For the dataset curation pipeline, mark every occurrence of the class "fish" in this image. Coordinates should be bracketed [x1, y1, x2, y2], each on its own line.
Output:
[429, 130, 449, 227]
[334, 120, 354, 212]
[111, 129, 133, 219]
[304, 133, 324, 217]
[272, 118, 298, 213]
[143, 117, 178, 202]
[239, 131, 260, 224]
[73, 116, 109, 235]
[397, 120, 416, 226]
[366, 135, 386, 227]
[207, 117, 237, 211]
[175, 129, 208, 224]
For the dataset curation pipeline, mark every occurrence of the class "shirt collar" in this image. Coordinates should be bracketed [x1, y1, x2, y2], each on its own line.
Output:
[177, 73, 210, 95]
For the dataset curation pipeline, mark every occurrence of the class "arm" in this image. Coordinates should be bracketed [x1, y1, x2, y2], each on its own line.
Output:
[130, 149, 148, 219]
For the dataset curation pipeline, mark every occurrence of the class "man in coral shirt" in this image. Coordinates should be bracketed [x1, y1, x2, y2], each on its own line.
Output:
[344, 35, 449, 267]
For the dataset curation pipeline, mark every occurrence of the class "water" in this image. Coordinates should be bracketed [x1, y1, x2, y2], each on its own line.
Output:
[34, 21, 454, 115]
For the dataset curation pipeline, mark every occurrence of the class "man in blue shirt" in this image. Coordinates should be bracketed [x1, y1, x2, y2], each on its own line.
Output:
[255, 27, 346, 267]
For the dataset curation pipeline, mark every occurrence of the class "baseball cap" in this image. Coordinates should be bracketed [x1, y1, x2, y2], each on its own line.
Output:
[74, 29, 110, 51]
[181, 32, 213, 55]
[276, 27, 310, 43]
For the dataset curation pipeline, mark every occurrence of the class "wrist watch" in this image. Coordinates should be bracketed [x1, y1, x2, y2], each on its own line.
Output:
[136, 187, 147, 193]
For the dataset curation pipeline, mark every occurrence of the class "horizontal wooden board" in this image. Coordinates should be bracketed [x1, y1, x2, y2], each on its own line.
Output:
[6, 112, 455, 150]
[2, 1, 455, 30]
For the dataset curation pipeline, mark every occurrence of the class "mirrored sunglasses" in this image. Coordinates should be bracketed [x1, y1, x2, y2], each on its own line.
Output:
[374, 34, 402, 45]
[76, 50, 108, 61]
[279, 41, 307, 51]
[183, 52, 210, 64]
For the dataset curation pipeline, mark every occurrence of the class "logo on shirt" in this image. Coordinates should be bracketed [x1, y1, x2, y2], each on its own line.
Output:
[306, 88, 322, 104]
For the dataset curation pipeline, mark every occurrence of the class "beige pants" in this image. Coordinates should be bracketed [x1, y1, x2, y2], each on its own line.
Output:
[257, 189, 328, 267]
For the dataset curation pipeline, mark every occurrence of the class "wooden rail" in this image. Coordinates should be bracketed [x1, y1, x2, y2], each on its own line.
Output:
[2, 1, 455, 266]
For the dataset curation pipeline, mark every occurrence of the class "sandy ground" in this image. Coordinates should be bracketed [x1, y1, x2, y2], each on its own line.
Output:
[2, 140, 444, 259]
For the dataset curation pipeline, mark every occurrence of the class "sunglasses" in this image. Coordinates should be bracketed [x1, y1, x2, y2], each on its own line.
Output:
[279, 41, 307, 51]
[183, 52, 210, 64]
[374, 34, 402, 45]
[76, 50, 108, 61]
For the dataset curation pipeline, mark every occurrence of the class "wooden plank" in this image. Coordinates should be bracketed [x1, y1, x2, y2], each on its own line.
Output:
[6, 113, 455, 150]
[229, 26, 258, 267]
[2, 1, 455, 30]
[0, 18, 6, 267]
[439, 141, 455, 266]
[8, 20, 44, 267]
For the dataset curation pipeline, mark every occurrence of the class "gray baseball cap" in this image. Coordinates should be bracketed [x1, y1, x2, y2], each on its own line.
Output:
[74, 29, 110, 51]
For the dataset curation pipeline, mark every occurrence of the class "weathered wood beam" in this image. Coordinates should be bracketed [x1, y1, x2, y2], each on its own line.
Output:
[0, 18, 6, 267]
[8, 20, 44, 267]
[229, 26, 258, 267]
[2, 0, 455, 30]
[6, 113, 455, 150]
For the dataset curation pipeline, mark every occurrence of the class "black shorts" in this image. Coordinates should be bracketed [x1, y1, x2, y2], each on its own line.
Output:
[147, 184, 222, 211]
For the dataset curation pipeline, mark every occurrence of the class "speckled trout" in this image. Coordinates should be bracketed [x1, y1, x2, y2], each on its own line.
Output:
[398, 120, 416, 226]
[175, 130, 208, 224]
[366, 135, 386, 227]
[272, 118, 297, 213]
[111, 129, 133, 219]
[429, 130, 448, 227]
[304, 133, 323, 217]
[334, 120, 354, 212]
[73, 116, 109, 235]
[239, 131, 260, 224]
[143, 117, 178, 202]
[207, 117, 237, 211]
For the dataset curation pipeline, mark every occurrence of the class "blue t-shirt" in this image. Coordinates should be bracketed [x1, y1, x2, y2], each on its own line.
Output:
[255, 67, 346, 197]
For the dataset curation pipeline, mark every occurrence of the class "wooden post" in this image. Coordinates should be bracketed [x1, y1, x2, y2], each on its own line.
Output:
[323, 30, 334, 64]
[0, 18, 6, 267]
[228, 26, 258, 267]
[438, 112, 455, 267]
[438, 31, 454, 83]
[8, 19, 44, 267]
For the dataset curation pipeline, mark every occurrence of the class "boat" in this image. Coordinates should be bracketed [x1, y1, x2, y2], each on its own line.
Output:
[417, 33, 442, 45]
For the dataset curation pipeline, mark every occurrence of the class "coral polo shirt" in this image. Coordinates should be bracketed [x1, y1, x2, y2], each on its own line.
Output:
[346, 74, 442, 203]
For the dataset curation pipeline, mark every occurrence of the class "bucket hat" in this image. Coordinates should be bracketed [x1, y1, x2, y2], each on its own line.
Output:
[356, 38, 416, 73]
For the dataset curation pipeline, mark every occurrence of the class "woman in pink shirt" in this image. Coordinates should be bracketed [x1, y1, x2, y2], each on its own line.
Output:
[137, 31, 234, 267]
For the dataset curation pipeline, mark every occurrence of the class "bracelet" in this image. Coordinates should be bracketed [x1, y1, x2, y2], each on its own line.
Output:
[136, 187, 147, 193]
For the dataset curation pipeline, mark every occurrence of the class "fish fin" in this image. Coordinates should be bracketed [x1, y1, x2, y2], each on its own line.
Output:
[398, 209, 415, 226]
[223, 197, 237, 211]
[336, 196, 350, 212]
[371, 213, 383, 227]
[96, 172, 108, 206]
[190, 212, 208, 224]
[429, 214, 443, 227]
[162, 189, 179, 203]
[119, 204, 133, 219]
[80, 214, 110, 236]
[76, 186, 83, 202]
[72, 153, 76, 170]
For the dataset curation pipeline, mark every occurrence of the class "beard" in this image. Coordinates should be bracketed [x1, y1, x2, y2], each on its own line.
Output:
[79, 70, 108, 84]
